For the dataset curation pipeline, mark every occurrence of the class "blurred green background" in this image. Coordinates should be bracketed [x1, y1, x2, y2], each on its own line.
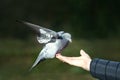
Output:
[0, 0, 120, 80]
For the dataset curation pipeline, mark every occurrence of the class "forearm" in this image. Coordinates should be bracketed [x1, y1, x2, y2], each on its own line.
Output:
[90, 58, 120, 80]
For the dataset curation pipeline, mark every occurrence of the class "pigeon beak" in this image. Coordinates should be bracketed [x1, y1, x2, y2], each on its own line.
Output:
[68, 39, 72, 42]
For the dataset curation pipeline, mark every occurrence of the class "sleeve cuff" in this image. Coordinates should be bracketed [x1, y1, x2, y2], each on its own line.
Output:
[90, 58, 109, 80]
[90, 58, 120, 80]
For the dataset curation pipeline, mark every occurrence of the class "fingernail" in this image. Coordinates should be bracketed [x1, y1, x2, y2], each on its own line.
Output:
[56, 54, 59, 58]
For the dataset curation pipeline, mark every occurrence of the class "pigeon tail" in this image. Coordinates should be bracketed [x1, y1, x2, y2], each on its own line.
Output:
[29, 58, 45, 71]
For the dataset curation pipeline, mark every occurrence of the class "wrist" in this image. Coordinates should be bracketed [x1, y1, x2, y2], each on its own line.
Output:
[82, 58, 92, 71]
[86, 59, 92, 71]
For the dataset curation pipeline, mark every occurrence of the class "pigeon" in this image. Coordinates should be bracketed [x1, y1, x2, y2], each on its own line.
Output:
[18, 21, 72, 70]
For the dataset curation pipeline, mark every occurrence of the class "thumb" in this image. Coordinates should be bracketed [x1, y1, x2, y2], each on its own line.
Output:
[80, 49, 90, 58]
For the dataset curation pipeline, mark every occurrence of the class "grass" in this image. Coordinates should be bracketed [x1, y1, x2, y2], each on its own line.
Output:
[0, 38, 120, 80]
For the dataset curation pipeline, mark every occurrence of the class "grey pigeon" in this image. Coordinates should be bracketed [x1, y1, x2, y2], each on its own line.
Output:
[18, 21, 72, 70]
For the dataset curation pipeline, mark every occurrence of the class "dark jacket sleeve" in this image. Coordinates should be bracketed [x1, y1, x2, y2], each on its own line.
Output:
[90, 58, 120, 80]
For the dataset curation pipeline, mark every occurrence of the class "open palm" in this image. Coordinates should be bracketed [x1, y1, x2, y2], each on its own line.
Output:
[56, 50, 92, 71]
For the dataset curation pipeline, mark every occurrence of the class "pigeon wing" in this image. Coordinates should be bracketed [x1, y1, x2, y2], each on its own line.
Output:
[37, 29, 56, 43]
[18, 21, 58, 43]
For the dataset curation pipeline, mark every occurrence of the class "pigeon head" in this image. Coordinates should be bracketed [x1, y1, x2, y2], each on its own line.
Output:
[62, 33, 72, 42]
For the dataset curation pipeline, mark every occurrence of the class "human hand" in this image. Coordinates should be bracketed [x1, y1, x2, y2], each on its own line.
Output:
[56, 49, 92, 71]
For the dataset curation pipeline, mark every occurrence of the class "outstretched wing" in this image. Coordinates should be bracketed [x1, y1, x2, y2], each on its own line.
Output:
[17, 20, 58, 43]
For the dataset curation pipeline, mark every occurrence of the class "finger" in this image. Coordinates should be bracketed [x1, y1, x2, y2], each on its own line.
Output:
[56, 54, 80, 60]
[56, 54, 62, 59]
[56, 54, 68, 61]
[56, 54, 72, 63]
